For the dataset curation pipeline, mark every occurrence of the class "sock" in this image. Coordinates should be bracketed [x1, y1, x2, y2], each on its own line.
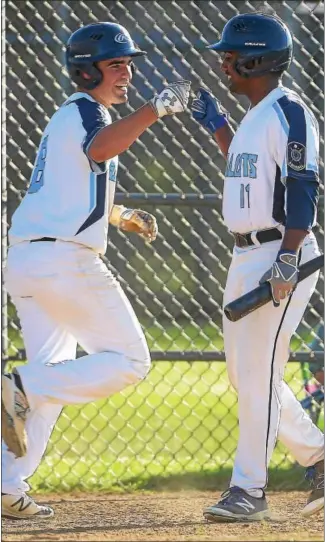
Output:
[245, 488, 264, 498]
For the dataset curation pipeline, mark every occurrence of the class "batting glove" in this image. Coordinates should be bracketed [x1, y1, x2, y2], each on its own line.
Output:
[191, 87, 229, 134]
[118, 208, 158, 243]
[149, 80, 191, 118]
[259, 251, 299, 307]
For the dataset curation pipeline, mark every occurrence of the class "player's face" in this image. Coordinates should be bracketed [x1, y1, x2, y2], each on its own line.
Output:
[97, 57, 133, 105]
[221, 52, 247, 94]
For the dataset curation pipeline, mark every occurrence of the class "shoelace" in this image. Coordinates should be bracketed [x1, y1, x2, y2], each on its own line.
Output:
[219, 487, 241, 503]
[219, 489, 231, 502]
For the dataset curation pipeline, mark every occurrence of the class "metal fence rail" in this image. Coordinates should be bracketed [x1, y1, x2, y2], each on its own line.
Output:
[4, 0, 324, 491]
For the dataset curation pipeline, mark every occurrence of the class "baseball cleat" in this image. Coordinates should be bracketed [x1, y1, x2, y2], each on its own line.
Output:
[302, 460, 324, 517]
[1, 370, 30, 458]
[2, 493, 54, 519]
[203, 486, 270, 523]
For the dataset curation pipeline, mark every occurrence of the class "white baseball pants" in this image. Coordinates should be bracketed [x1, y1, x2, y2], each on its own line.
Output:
[223, 232, 324, 491]
[2, 240, 151, 495]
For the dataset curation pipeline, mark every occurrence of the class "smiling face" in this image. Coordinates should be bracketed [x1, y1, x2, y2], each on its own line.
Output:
[93, 56, 133, 106]
[220, 51, 249, 95]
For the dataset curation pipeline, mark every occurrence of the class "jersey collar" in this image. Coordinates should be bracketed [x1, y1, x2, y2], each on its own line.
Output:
[245, 86, 286, 119]
[64, 92, 98, 106]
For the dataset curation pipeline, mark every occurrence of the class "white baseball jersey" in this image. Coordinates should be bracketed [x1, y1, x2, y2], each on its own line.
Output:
[9, 92, 118, 255]
[222, 85, 319, 234]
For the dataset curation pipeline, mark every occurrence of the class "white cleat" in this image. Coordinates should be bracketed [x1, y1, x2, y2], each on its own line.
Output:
[2, 493, 54, 519]
[1, 370, 30, 458]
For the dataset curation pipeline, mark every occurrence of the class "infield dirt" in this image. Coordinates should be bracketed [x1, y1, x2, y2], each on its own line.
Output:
[2, 490, 323, 541]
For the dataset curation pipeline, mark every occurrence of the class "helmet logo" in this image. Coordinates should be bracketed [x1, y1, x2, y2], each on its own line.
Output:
[233, 21, 248, 32]
[245, 42, 266, 46]
[114, 33, 131, 44]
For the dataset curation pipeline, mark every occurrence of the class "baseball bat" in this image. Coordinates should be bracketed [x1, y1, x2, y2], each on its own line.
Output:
[224, 254, 324, 322]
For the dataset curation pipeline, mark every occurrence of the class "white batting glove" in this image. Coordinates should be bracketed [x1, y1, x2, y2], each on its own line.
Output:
[149, 80, 191, 118]
[259, 251, 298, 307]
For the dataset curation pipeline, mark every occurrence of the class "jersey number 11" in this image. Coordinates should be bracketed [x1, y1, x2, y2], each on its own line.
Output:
[240, 183, 250, 209]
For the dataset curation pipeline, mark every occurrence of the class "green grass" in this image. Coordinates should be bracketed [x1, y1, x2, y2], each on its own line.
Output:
[7, 318, 322, 493]
[21, 360, 322, 493]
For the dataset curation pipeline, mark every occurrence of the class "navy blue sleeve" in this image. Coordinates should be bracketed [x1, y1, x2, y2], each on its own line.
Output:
[286, 177, 319, 230]
[277, 96, 319, 182]
[74, 98, 109, 172]
[276, 97, 319, 230]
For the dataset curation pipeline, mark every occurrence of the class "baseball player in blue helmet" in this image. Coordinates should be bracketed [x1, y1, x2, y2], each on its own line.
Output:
[2, 22, 190, 519]
[65, 22, 146, 92]
[191, 12, 323, 522]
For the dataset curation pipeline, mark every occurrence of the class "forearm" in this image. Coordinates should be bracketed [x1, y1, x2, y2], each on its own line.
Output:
[281, 177, 318, 252]
[280, 229, 308, 252]
[89, 104, 157, 162]
[213, 123, 235, 159]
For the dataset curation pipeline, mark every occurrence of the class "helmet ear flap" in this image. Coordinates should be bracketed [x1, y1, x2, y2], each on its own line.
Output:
[79, 63, 103, 90]
[68, 62, 103, 90]
[235, 55, 269, 78]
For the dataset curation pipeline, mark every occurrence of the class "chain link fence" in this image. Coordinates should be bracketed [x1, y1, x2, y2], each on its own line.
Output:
[4, 0, 324, 491]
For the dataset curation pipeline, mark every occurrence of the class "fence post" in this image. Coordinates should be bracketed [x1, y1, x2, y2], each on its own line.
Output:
[1, 0, 8, 365]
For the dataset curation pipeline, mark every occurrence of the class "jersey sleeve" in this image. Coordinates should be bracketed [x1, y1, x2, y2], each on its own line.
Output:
[272, 97, 319, 182]
[272, 97, 319, 230]
[74, 97, 111, 173]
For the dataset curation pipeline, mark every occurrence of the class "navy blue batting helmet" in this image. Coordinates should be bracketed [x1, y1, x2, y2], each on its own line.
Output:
[66, 22, 147, 90]
[207, 13, 293, 78]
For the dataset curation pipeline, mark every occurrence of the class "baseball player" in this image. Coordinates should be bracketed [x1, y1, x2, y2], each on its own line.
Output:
[191, 12, 324, 522]
[2, 22, 190, 519]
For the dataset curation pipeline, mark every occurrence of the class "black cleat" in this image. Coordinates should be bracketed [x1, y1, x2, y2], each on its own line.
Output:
[203, 486, 270, 523]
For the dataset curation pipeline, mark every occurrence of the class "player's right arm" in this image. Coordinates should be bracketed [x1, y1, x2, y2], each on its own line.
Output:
[191, 88, 234, 158]
[89, 81, 191, 163]
[213, 124, 235, 159]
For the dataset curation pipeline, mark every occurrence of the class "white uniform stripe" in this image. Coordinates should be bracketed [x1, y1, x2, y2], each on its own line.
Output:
[272, 102, 289, 137]
[272, 102, 289, 180]
[304, 108, 319, 173]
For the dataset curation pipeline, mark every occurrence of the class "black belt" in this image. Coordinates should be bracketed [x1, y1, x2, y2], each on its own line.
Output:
[30, 237, 57, 243]
[233, 228, 282, 248]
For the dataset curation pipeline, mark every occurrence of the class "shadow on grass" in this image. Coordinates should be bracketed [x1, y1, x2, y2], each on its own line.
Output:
[109, 465, 309, 493]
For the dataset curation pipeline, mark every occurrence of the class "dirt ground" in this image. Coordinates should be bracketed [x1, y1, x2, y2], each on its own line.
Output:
[2, 491, 324, 542]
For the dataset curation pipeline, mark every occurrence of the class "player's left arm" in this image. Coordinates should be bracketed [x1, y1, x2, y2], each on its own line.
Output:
[280, 106, 319, 253]
[109, 204, 158, 243]
[260, 102, 320, 306]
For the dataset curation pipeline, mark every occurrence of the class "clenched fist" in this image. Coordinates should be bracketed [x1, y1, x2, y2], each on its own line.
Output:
[259, 251, 298, 307]
[191, 88, 229, 133]
[149, 80, 191, 118]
